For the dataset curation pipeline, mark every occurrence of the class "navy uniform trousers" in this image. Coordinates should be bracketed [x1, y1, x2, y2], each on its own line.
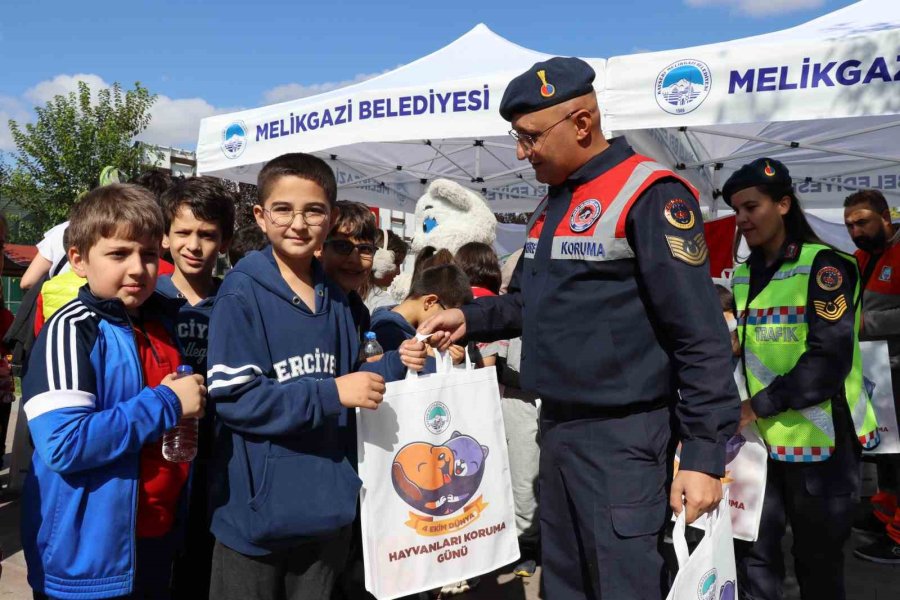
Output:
[539, 401, 673, 600]
[735, 398, 861, 600]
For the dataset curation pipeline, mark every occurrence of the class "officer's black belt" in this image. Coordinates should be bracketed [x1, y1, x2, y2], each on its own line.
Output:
[541, 398, 670, 422]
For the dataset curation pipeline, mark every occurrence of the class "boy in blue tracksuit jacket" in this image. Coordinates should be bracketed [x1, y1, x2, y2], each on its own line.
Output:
[21, 184, 207, 600]
[205, 153, 426, 600]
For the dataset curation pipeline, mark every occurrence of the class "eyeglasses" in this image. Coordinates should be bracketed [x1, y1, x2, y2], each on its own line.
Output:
[508, 111, 577, 151]
[264, 206, 329, 227]
[324, 238, 378, 257]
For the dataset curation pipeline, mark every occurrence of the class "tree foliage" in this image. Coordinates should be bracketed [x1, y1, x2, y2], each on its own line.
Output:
[3, 81, 157, 242]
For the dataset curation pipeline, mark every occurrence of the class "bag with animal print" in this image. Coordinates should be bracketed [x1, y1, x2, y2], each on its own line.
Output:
[356, 350, 519, 599]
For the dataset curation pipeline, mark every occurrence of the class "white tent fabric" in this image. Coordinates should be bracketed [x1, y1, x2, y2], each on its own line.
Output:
[198, 1, 900, 214]
[604, 0, 900, 210]
[197, 25, 605, 212]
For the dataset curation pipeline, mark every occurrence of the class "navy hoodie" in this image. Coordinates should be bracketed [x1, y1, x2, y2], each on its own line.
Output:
[156, 275, 219, 461]
[206, 247, 405, 555]
[370, 306, 437, 374]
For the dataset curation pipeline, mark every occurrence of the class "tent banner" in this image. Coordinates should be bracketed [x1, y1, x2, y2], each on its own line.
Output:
[357, 357, 519, 599]
[604, 27, 900, 132]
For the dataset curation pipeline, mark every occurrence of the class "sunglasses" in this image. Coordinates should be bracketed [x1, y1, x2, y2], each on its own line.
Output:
[324, 238, 377, 257]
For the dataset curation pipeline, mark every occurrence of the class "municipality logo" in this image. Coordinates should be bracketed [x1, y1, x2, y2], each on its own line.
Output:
[425, 402, 450, 435]
[221, 121, 247, 159]
[655, 59, 711, 115]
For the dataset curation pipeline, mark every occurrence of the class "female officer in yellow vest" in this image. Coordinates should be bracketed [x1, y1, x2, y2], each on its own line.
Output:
[724, 158, 879, 600]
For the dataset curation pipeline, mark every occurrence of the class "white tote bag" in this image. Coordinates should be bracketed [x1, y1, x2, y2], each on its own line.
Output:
[666, 494, 739, 600]
[860, 340, 900, 455]
[356, 352, 519, 600]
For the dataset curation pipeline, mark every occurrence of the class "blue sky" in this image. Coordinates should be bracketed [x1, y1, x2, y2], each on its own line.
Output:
[0, 0, 855, 151]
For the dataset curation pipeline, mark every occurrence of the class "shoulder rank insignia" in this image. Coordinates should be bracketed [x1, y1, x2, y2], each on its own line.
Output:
[664, 198, 695, 230]
[813, 294, 848, 322]
[665, 233, 708, 266]
[816, 266, 843, 291]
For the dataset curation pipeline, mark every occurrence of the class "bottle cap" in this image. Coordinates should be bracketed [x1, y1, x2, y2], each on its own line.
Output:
[365, 331, 377, 341]
[176, 365, 194, 376]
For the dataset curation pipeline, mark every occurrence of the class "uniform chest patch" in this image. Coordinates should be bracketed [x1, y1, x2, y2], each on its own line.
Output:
[879, 266, 893, 282]
[816, 266, 843, 291]
[664, 198, 695, 230]
[569, 199, 602, 233]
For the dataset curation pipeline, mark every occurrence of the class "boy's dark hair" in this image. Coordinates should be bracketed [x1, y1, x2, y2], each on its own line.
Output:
[843, 189, 889, 214]
[68, 184, 165, 255]
[228, 223, 268, 266]
[407, 264, 473, 308]
[376, 229, 409, 265]
[331, 201, 376, 242]
[411, 246, 454, 283]
[257, 153, 337, 206]
[454, 242, 501, 294]
[129, 168, 172, 203]
[715, 284, 735, 314]
[161, 176, 236, 242]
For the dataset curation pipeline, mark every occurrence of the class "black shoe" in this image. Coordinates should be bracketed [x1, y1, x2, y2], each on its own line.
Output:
[513, 558, 537, 577]
[853, 538, 900, 564]
[853, 510, 887, 537]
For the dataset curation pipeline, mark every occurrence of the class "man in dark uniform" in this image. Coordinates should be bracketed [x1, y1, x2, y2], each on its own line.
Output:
[420, 57, 740, 599]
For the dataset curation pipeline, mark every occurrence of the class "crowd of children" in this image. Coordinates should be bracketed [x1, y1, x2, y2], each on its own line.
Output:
[13, 152, 541, 600]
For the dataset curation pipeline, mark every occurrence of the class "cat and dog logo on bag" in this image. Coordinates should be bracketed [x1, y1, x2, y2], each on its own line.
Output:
[392, 410, 491, 535]
[697, 569, 736, 600]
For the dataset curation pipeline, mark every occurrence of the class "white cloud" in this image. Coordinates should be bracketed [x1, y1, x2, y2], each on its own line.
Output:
[142, 95, 234, 148]
[24, 73, 110, 105]
[5, 73, 234, 150]
[0, 95, 30, 151]
[684, 0, 824, 17]
[263, 69, 391, 104]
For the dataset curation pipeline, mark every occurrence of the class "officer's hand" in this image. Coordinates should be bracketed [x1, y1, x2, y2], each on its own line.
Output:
[739, 402, 758, 430]
[670, 469, 723, 525]
[418, 309, 467, 351]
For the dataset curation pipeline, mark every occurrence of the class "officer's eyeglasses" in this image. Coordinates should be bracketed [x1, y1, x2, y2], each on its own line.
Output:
[509, 111, 577, 151]
[264, 205, 329, 227]
[324, 238, 378, 258]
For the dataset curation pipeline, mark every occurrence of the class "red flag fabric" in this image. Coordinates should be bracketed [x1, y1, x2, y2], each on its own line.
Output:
[704, 215, 736, 278]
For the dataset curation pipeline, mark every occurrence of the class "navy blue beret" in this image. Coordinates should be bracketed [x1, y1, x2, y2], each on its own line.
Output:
[722, 158, 793, 206]
[499, 57, 596, 122]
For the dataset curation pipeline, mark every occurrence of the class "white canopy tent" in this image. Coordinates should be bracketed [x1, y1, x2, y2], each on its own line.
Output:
[196, 25, 605, 213]
[197, 0, 900, 216]
[604, 0, 900, 213]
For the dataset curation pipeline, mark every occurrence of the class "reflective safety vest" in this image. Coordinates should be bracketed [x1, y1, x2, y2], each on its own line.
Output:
[733, 243, 879, 462]
[41, 270, 85, 321]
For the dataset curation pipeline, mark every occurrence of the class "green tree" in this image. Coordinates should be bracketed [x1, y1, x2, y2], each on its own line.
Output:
[5, 81, 157, 242]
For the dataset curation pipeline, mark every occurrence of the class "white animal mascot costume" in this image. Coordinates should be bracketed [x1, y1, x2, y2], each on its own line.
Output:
[389, 178, 497, 301]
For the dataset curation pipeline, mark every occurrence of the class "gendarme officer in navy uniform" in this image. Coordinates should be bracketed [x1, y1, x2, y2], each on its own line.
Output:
[421, 57, 740, 599]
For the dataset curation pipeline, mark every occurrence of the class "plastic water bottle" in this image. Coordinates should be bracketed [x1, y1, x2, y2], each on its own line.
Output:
[162, 365, 198, 463]
[362, 331, 384, 360]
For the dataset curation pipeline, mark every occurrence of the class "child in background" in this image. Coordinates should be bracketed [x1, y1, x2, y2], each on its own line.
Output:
[156, 176, 235, 600]
[454, 242, 504, 368]
[0, 212, 16, 468]
[21, 184, 206, 600]
[365, 229, 408, 312]
[205, 153, 426, 600]
[371, 264, 473, 354]
[318, 200, 379, 338]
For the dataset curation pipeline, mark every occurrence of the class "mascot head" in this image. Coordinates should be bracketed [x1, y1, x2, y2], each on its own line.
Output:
[411, 179, 497, 254]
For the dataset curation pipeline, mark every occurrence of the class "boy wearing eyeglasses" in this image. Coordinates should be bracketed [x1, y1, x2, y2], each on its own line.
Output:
[205, 153, 426, 600]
